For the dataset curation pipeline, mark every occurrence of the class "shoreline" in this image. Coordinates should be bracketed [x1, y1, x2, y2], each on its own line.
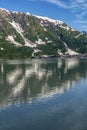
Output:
[0, 54, 87, 60]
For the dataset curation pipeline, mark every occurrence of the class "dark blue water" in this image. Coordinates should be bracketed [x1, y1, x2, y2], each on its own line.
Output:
[0, 58, 87, 130]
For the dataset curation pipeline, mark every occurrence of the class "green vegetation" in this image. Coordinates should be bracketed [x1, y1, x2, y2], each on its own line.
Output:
[0, 10, 87, 59]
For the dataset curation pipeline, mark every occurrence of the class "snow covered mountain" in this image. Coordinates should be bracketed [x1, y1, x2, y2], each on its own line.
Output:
[0, 8, 87, 58]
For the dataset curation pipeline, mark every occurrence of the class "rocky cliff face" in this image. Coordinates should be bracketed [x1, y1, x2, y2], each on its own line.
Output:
[0, 8, 87, 58]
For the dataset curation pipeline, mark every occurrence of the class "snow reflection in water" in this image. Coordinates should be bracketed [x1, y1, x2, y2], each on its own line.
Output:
[0, 58, 87, 109]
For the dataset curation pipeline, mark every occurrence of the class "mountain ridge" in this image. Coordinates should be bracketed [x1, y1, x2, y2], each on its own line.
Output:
[0, 8, 87, 59]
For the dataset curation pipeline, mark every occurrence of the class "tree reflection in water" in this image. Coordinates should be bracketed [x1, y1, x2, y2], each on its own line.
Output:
[0, 58, 87, 109]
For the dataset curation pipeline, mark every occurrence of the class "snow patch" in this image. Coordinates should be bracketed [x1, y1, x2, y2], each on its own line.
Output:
[9, 21, 24, 34]
[32, 49, 42, 56]
[36, 38, 45, 45]
[58, 49, 63, 56]
[34, 49, 42, 53]
[7, 35, 21, 46]
[66, 48, 79, 55]
[41, 55, 48, 58]
[47, 40, 52, 43]
[63, 41, 79, 55]
[41, 20, 43, 24]
[34, 15, 63, 25]
[0, 47, 4, 50]
[63, 41, 68, 48]
[9, 21, 36, 47]
[71, 28, 75, 31]
[27, 23, 29, 26]
[60, 25, 70, 31]
[44, 28, 47, 31]
[26, 12, 31, 16]
[45, 37, 48, 40]
[40, 23, 47, 31]
[0, 8, 10, 13]
[40, 22, 47, 31]
[12, 11, 19, 14]
[75, 33, 82, 38]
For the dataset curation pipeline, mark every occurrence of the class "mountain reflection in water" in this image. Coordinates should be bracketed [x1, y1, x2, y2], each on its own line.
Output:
[0, 58, 87, 109]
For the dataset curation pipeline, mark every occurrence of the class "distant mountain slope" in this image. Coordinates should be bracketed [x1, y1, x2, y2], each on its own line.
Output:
[0, 8, 87, 58]
[82, 31, 87, 36]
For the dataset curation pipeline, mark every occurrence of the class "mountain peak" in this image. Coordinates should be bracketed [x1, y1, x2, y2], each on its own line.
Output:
[0, 8, 10, 13]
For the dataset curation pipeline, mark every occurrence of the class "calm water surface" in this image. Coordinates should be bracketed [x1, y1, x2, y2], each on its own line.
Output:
[0, 58, 87, 130]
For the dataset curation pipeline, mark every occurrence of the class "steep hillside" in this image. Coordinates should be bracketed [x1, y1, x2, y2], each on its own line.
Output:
[0, 8, 87, 58]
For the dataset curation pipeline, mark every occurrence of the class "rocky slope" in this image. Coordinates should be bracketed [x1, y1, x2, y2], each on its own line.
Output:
[0, 8, 87, 58]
